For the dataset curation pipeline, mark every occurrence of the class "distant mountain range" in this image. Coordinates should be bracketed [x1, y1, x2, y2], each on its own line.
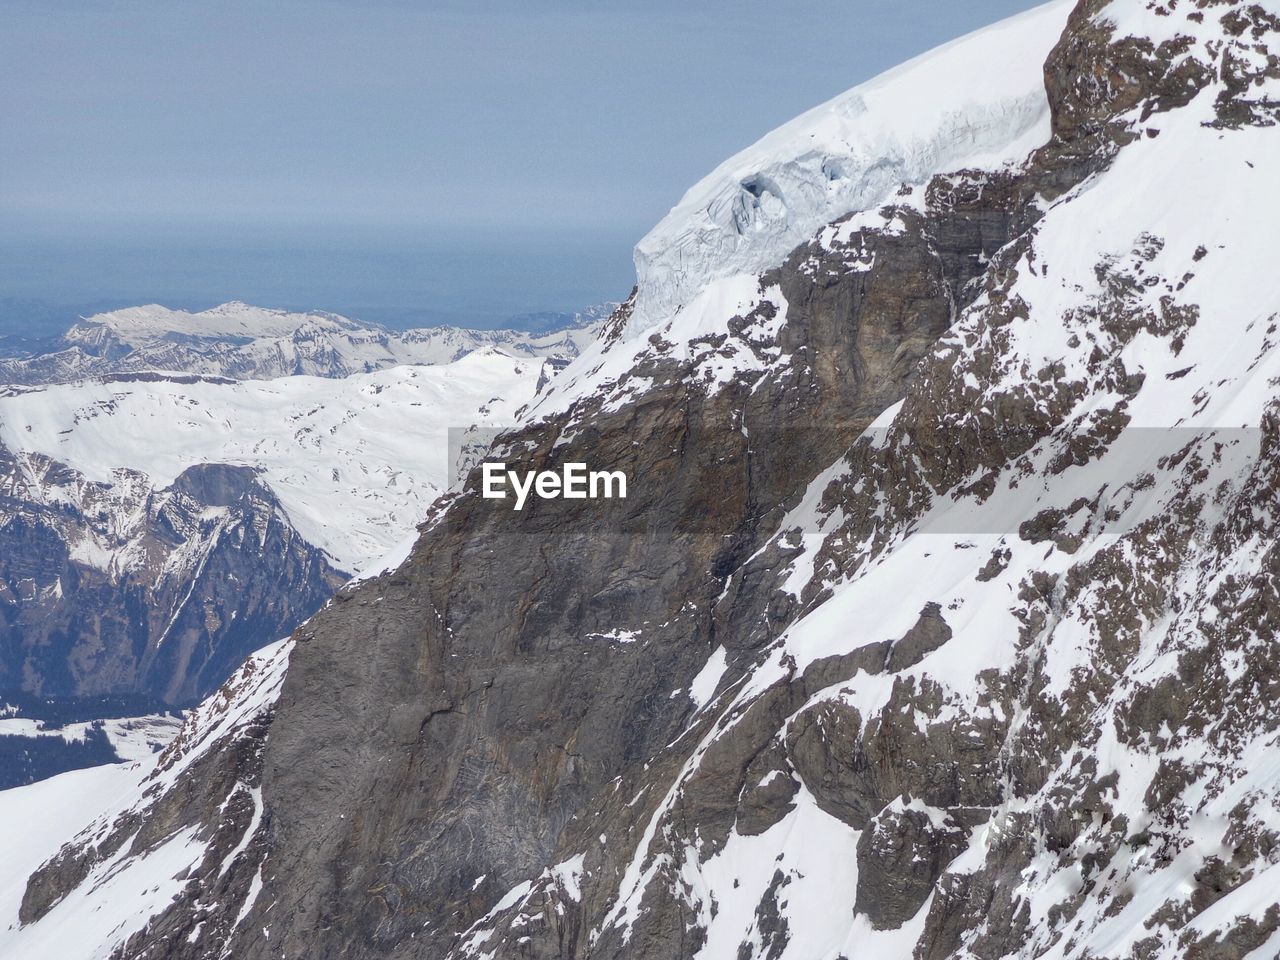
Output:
[0, 296, 616, 348]
[0, 300, 611, 385]
[0, 302, 601, 722]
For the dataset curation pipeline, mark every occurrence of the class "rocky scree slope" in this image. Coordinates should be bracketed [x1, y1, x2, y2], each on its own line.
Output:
[9, 1, 1280, 958]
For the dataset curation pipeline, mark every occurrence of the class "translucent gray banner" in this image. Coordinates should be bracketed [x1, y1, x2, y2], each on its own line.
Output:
[443, 425, 1270, 538]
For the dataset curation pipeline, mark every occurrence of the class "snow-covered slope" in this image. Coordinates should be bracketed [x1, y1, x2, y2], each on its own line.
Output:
[627, 0, 1071, 336]
[0, 764, 147, 954]
[0, 350, 542, 571]
[0, 642, 290, 959]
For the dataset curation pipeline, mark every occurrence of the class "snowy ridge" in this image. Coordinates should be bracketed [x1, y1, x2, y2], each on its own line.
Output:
[530, 0, 1071, 424]
[626, 0, 1071, 337]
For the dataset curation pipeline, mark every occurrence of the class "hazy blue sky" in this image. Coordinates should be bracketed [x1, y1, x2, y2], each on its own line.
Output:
[1, 0, 1044, 329]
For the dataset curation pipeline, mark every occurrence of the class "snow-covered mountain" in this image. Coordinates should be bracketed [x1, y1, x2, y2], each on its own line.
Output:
[5, 1, 1280, 959]
[0, 350, 546, 708]
[0, 351, 543, 570]
[0, 300, 604, 386]
[0, 300, 569, 775]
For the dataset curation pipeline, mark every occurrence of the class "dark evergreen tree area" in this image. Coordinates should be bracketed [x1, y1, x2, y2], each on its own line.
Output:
[0, 723, 121, 789]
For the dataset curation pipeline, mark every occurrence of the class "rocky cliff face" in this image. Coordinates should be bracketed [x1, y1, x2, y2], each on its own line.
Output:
[7, 2, 1280, 959]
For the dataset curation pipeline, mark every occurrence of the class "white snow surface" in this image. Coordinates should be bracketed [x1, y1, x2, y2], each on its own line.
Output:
[626, 0, 1071, 337]
[0, 764, 144, 960]
[0, 350, 542, 570]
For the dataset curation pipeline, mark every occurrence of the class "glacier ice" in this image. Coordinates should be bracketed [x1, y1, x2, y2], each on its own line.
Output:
[626, 0, 1074, 338]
